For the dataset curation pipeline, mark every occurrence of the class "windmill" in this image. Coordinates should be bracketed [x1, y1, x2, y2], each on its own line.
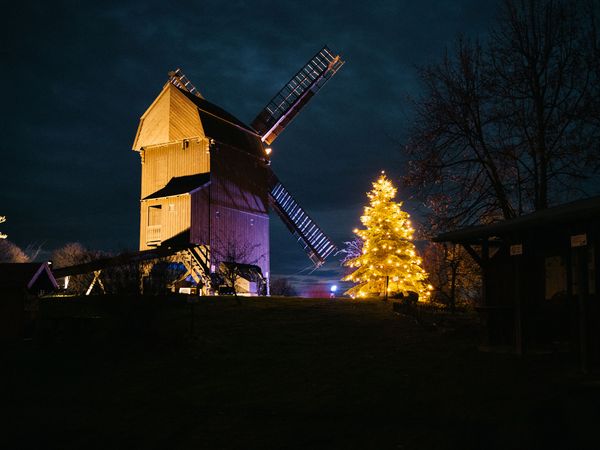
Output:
[132, 46, 344, 294]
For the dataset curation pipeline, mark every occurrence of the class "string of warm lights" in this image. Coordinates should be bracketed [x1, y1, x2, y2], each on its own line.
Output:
[343, 174, 432, 300]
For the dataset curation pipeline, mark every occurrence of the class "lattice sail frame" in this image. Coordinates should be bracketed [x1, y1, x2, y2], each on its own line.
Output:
[268, 171, 336, 267]
[168, 68, 203, 98]
[251, 46, 344, 145]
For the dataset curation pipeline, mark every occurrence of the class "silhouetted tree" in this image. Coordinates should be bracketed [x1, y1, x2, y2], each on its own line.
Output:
[270, 278, 298, 297]
[213, 238, 264, 299]
[405, 0, 600, 230]
[422, 242, 481, 310]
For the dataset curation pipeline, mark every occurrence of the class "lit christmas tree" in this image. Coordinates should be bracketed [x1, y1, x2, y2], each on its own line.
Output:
[343, 173, 431, 300]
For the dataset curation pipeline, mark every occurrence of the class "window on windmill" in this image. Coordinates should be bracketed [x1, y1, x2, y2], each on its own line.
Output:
[182, 139, 190, 150]
[250, 218, 255, 226]
[148, 205, 162, 226]
[168, 203, 175, 212]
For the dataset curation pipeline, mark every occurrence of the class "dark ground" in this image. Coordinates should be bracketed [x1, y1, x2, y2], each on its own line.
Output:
[4, 296, 600, 449]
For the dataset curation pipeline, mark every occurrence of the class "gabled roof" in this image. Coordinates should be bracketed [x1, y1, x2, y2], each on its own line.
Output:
[0, 262, 58, 291]
[177, 87, 264, 157]
[133, 83, 264, 157]
[176, 87, 255, 133]
[434, 195, 600, 244]
[132, 83, 204, 150]
[143, 173, 210, 200]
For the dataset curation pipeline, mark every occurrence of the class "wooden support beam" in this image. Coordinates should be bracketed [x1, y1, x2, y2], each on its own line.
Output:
[462, 243, 483, 266]
[514, 254, 523, 355]
[85, 270, 104, 296]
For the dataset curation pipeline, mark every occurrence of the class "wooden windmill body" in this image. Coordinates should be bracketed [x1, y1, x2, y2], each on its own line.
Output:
[132, 47, 344, 292]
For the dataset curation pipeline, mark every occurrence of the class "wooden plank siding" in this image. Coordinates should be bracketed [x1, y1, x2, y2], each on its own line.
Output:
[190, 186, 210, 246]
[209, 206, 269, 276]
[133, 83, 205, 151]
[139, 138, 210, 199]
[139, 195, 191, 250]
[209, 144, 270, 277]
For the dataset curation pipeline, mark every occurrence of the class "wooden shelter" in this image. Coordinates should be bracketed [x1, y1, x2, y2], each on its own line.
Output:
[132, 47, 344, 292]
[0, 262, 58, 339]
[434, 196, 600, 370]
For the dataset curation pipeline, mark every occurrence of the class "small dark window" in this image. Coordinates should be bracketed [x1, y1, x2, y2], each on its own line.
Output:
[148, 205, 162, 226]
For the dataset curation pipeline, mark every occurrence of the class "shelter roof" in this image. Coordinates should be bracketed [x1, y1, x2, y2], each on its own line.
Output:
[220, 262, 265, 282]
[434, 196, 600, 244]
[143, 173, 210, 200]
[0, 262, 58, 290]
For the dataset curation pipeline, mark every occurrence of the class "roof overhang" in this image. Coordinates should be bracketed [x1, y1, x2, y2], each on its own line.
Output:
[142, 173, 210, 200]
[434, 196, 600, 244]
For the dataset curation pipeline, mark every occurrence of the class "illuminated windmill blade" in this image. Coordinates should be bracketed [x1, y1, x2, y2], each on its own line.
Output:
[167, 68, 203, 98]
[252, 46, 344, 145]
[268, 172, 337, 267]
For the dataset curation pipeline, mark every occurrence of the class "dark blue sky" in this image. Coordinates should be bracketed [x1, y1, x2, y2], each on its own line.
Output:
[1, 0, 499, 293]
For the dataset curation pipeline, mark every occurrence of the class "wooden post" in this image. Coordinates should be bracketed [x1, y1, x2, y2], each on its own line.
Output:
[514, 252, 523, 355]
[576, 247, 589, 373]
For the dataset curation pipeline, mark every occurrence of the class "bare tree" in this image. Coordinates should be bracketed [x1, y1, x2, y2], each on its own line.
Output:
[270, 278, 298, 297]
[51, 242, 106, 294]
[213, 238, 265, 298]
[336, 237, 364, 271]
[422, 242, 481, 310]
[405, 0, 600, 230]
[0, 240, 29, 263]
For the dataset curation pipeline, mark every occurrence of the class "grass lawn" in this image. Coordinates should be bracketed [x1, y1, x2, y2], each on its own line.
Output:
[4, 296, 600, 449]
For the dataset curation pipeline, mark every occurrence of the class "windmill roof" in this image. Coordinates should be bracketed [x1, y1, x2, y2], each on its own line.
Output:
[133, 83, 265, 157]
[176, 88, 265, 156]
[143, 173, 210, 200]
[434, 195, 600, 244]
[176, 87, 255, 133]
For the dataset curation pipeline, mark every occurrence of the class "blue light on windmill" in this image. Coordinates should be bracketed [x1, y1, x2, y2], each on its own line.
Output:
[330, 285, 338, 293]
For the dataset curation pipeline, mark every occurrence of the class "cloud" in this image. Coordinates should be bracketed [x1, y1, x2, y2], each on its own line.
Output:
[2, 0, 498, 279]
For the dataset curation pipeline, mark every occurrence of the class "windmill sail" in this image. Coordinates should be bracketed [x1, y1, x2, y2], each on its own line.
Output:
[268, 172, 336, 267]
[252, 46, 344, 145]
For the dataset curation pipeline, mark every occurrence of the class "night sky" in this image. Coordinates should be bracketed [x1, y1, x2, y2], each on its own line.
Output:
[1, 0, 499, 294]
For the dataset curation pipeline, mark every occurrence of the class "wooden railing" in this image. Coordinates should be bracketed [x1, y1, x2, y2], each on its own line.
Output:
[146, 225, 162, 245]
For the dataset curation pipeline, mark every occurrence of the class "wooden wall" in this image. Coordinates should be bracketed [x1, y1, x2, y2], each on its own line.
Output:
[132, 83, 205, 150]
[139, 195, 191, 250]
[209, 144, 270, 277]
[190, 186, 210, 246]
[140, 138, 210, 199]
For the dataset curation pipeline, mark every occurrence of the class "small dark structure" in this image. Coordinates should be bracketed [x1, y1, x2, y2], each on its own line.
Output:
[0, 262, 58, 339]
[218, 262, 267, 296]
[435, 196, 600, 370]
